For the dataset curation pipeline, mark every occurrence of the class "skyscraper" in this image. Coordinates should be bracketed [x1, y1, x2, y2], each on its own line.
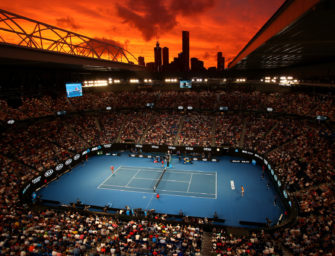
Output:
[138, 56, 145, 66]
[217, 52, 225, 71]
[154, 41, 162, 72]
[163, 47, 169, 67]
[182, 31, 189, 72]
[191, 57, 204, 72]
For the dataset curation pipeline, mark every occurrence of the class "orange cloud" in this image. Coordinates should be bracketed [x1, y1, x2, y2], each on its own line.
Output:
[56, 16, 82, 30]
[0, 0, 284, 68]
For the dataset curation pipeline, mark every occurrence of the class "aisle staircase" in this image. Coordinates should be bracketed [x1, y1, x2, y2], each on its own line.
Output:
[94, 116, 102, 131]
[210, 116, 217, 146]
[139, 113, 155, 144]
[264, 122, 278, 137]
[0, 152, 36, 171]
[68, 126, 89, 146]
[265, 135, 299, 156]
[200, 232, 212, 256]
[239, 119, 247, 148]
[115, 122, 126, 143]
[173, 116, 185, 145]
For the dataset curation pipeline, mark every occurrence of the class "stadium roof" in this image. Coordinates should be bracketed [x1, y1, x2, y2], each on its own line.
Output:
[0, 9, 144, 72]
[228, 0, 335, 71]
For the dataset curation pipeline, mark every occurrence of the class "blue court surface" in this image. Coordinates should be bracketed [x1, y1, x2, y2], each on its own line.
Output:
[98, 166, 216, 199]
[37, 153, 285, 227]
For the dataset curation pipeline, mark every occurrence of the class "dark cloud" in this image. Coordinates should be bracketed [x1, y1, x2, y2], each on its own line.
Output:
[124, 39, 130, 50]
[93, 37, 124, 49]
[170, 0, 216, 16]
[70, 3, 105, 19]
[116, 0, 177, 41]
[202, 52, 210, 60]
[78, 37, 126, 59]
[115, 0, 217, 41]
[56, 16, 81, 30]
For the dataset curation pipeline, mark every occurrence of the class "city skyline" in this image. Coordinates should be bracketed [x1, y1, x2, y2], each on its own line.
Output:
[150, 30, 219, 73]
[0, 0, 284, 67]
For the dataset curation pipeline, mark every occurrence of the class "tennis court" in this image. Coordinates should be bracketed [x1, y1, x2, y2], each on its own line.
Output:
[98, 166, 217, 199]
[37, 154, 285, 227]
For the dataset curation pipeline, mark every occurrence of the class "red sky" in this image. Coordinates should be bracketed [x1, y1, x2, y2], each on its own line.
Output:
[0, 0, 284, 68]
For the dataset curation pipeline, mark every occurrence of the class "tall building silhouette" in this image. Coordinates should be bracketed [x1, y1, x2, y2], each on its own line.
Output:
[191, 57, 204, 72]
[182, 31, 189, 72]
[217, 52, 225, 71]
[146, 62, 155, 72]
[138, 56, 145, 66]
[163, 47, 169, 67]
[154, 41, 162, 72]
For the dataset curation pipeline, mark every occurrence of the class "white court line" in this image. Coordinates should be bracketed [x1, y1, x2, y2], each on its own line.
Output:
[100, 183, 215, 195]
[187, 173, 193, 192]
[215, 171, 218, 199]
[131, 177, 159, 181]
[97, 186, 216, 199]
[157, 188, 215, 195]
[169, 170, 215, 176]
[161, 179, 189, 183]
[100, 184, 151, 190]
[97, 166, 122, 189]
[145, 194, 154, 210]
[120, 166, 162, 170]
[98, 166, 217, 199]
[119, 166, 215, 175]
[98, 186, 152, 193]
[133, 177, 189, 183]
[125, 169, 141, 187]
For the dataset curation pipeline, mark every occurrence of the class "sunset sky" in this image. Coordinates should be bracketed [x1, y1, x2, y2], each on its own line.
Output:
[0, 0, 284, 68]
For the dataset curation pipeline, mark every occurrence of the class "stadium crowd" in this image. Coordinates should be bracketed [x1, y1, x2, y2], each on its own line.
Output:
[211, 229, 282, 255]
[1, 90, 334, 121]
[0, 89, 334, 255]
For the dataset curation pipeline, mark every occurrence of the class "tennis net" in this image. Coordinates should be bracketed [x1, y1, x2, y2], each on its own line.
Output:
[153, 167, 167, 192]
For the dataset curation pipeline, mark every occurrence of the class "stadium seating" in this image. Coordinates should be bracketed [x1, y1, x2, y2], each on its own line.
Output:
[0, 89, 334, 255]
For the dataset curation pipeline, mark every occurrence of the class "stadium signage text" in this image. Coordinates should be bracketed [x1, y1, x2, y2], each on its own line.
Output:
[135, 144, 143, 148]
[242, 150, 253, 155]
[151, 145, 159, 149]
[32, 176, 41, 184]
[74, 154, 80, 161]
[22, 183, 31, 194]
[44, 169, 54, 177]
[231, 159, 251, 164]
[203, 148, 212, 151]
[65, 159, 73, 165]
[55, 163, 64, 171]
[104, 144, 112, 148]
[185, 147, 194, 151]
[254, 153, 263, 160]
